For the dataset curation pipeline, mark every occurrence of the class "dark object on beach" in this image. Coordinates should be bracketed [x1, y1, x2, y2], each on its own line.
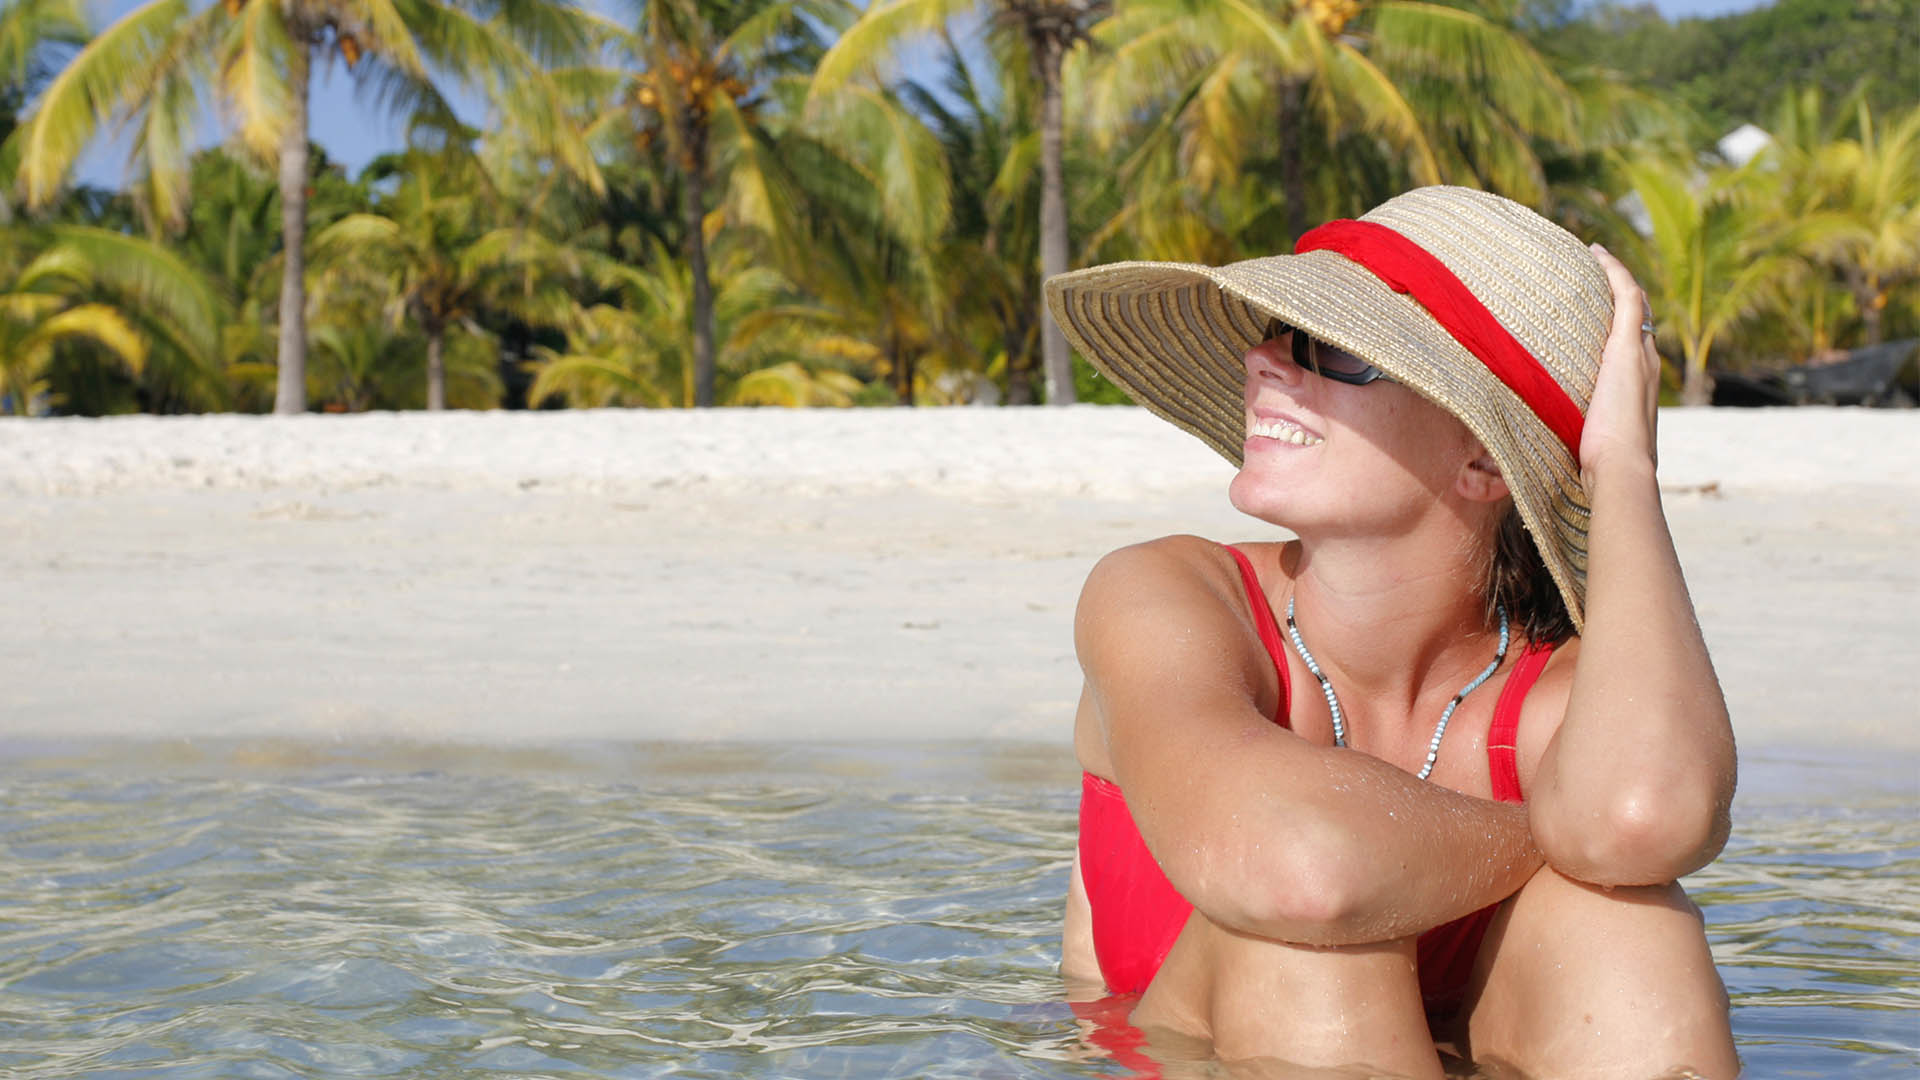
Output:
[1712, 339, 1919, 407]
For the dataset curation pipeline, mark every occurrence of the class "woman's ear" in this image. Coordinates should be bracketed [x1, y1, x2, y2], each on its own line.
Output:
[1455, 446, 1510, 503]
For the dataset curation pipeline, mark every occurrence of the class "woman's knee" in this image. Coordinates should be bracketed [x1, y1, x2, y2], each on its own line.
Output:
[1461, 867, 1736, 1079]
[1137, 914, 1443, 1075]
[1497, 860, 1712, 953]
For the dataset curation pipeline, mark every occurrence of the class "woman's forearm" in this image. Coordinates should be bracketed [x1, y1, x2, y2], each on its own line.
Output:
[1169, 736, 1544, 947]
[1529, 457, 1736, 885]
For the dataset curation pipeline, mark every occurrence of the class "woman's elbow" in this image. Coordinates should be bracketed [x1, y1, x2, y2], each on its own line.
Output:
[1537, 781, 1732, 886]
[1180, 825, 1368, 944]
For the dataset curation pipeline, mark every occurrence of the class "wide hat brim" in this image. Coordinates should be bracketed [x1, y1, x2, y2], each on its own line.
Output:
[1045, 227, 1600, 632]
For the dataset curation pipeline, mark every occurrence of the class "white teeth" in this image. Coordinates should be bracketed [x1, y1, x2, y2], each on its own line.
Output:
[1249, 417, 1323, 446]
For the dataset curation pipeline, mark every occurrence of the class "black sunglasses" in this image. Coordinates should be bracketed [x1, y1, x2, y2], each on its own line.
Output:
[1263, 318, 1394, 386]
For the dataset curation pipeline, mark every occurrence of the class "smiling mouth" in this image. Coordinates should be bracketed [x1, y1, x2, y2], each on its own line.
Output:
[1248, 416, 1323, 446]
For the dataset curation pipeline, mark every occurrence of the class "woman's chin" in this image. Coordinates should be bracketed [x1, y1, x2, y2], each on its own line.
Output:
[1227, 470, 1293, 525]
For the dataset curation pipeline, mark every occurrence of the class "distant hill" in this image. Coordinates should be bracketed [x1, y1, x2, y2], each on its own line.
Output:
[1529, 0, 1918, 137]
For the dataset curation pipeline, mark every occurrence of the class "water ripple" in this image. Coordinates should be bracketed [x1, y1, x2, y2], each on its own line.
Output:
[0, 745, 1913, 1078]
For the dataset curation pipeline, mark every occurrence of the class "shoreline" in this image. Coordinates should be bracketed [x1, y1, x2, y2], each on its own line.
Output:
[4, 405, 1913, 498]
[3, 736, 1910, 801]
[3, 407, 1915, 751]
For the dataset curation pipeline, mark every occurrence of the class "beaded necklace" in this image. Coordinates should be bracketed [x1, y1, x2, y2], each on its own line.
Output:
[1284, 597, 1510, 781]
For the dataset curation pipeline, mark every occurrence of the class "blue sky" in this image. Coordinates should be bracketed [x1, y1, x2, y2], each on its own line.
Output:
[1652, 0, 1776, 13]
[71, 0, 1775, 190]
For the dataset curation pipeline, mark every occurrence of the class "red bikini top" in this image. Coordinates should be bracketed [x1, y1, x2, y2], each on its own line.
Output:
[1077, 543, 1557, 994]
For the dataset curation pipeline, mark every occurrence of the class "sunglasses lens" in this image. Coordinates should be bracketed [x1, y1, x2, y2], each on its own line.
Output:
[1310, 342, 1374, 378]
[1261, 319, 1388, 384]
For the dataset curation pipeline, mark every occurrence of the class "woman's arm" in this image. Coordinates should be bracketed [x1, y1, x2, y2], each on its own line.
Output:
[1527, 247, 1738, 887]
[1079, 536, 1543, 947]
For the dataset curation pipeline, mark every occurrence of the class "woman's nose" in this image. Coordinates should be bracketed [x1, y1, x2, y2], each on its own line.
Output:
[1243, 334, 1304, 387]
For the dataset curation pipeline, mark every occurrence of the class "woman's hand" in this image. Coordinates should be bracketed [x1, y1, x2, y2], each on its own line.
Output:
[1579, 244, 1662, 486]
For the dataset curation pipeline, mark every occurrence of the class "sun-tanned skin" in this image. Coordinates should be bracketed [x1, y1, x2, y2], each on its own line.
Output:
[1062, 249, 1738, 1078]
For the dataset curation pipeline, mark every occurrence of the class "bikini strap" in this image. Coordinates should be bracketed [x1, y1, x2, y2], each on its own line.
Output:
[1486, 639, 1556, 803]
[1222, 544, 1292, 728]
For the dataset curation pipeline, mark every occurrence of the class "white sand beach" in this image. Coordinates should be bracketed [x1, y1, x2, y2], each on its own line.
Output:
[2, 407, 1915, 749]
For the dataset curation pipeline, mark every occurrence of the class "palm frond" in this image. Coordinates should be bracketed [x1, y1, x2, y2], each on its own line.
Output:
[807, 0, 969, 99]
[219, 0, 296, 163]
[0, 0, 88, 86]
[1318, 44, 1436, 183]
[14, 0, 193, 210]
[1211, 0, 1305, 69]
[19, 302, 147, 373]
[1369, 1, 1576, 144]
[801, 80, 952, 250]
[133, 47, 203, 230]
[725, 359, 860, 406]
[43, 224, 223, 358]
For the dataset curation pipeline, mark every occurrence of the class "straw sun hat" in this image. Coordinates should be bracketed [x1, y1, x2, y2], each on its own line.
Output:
[1043, 185, 1613, 630]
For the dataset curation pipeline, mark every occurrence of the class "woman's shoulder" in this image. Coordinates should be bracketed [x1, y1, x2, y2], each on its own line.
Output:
[1094, 532, 1229, 564]
[1074, 536, 1294, 774]
[1080, 535, 1275, 615]
[1086, 535, 1291, 583]
[1077, 535, 1291, 669]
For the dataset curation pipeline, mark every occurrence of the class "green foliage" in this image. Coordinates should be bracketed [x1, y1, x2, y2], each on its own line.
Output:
[0, 0, 1911, 417]
[1072, 353, 1131, 405]
[524, 236, 868, 408]
[0, 0, 84, 152]
[309, 146, 587, 409]
[729, 361, 864, 406]
[1615, 154, 1795, 403]
[0, 223, 220, 414]
[1528, 0, 1918, 139]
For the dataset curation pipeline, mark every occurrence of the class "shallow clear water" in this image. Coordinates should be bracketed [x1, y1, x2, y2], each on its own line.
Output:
[0, 740, 1913, 1078]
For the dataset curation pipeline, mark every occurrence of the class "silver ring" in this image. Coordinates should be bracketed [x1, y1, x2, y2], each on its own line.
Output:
[1641, 314, 1656, 335]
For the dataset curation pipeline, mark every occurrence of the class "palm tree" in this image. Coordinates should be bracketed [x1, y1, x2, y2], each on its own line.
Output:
[812, 0, 1111, 406]
[308, 314, 408, 412]
[0, 0, 86, 139]
[1618, 155, 1791, 406]
[305, 298, 504, 410]
[1079, 0, 1584, 256]
[11, 0, 599, 413]
[585, 0, 854, 407]
[310, 149, 580, 409]
[764, 69, 957, 405]
[0, 223, 219, 413]
[162, 145, 373, 411]
[1770, 95, 1920, 347]
[526, 236, 867, 408]
[898, 33, 1046, 403]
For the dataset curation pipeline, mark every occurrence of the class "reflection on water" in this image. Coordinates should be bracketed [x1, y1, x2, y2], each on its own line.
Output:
[0, 740, 1912, 1078]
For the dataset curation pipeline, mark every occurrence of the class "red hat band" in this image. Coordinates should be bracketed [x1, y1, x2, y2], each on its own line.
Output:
[1294, 219, 1586, 462]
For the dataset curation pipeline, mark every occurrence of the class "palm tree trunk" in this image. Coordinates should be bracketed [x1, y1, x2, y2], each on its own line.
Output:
[1810, 285, 1830, 355]
[1862, 299, 1884, 345]
[1036, 31, 1075, 406]
[272, 42, 312, 415]
[684, 123, 717, 409]
[1005, 321, 1036, 405]
[425, 327, 446, 410]
[890, 327, 914, 406]
[1847, 268, 1885, 345]
[1682, 339, 1713, 406]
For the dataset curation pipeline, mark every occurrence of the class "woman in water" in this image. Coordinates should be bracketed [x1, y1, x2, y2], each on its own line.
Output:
[1047, 187, 1738, 1077]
